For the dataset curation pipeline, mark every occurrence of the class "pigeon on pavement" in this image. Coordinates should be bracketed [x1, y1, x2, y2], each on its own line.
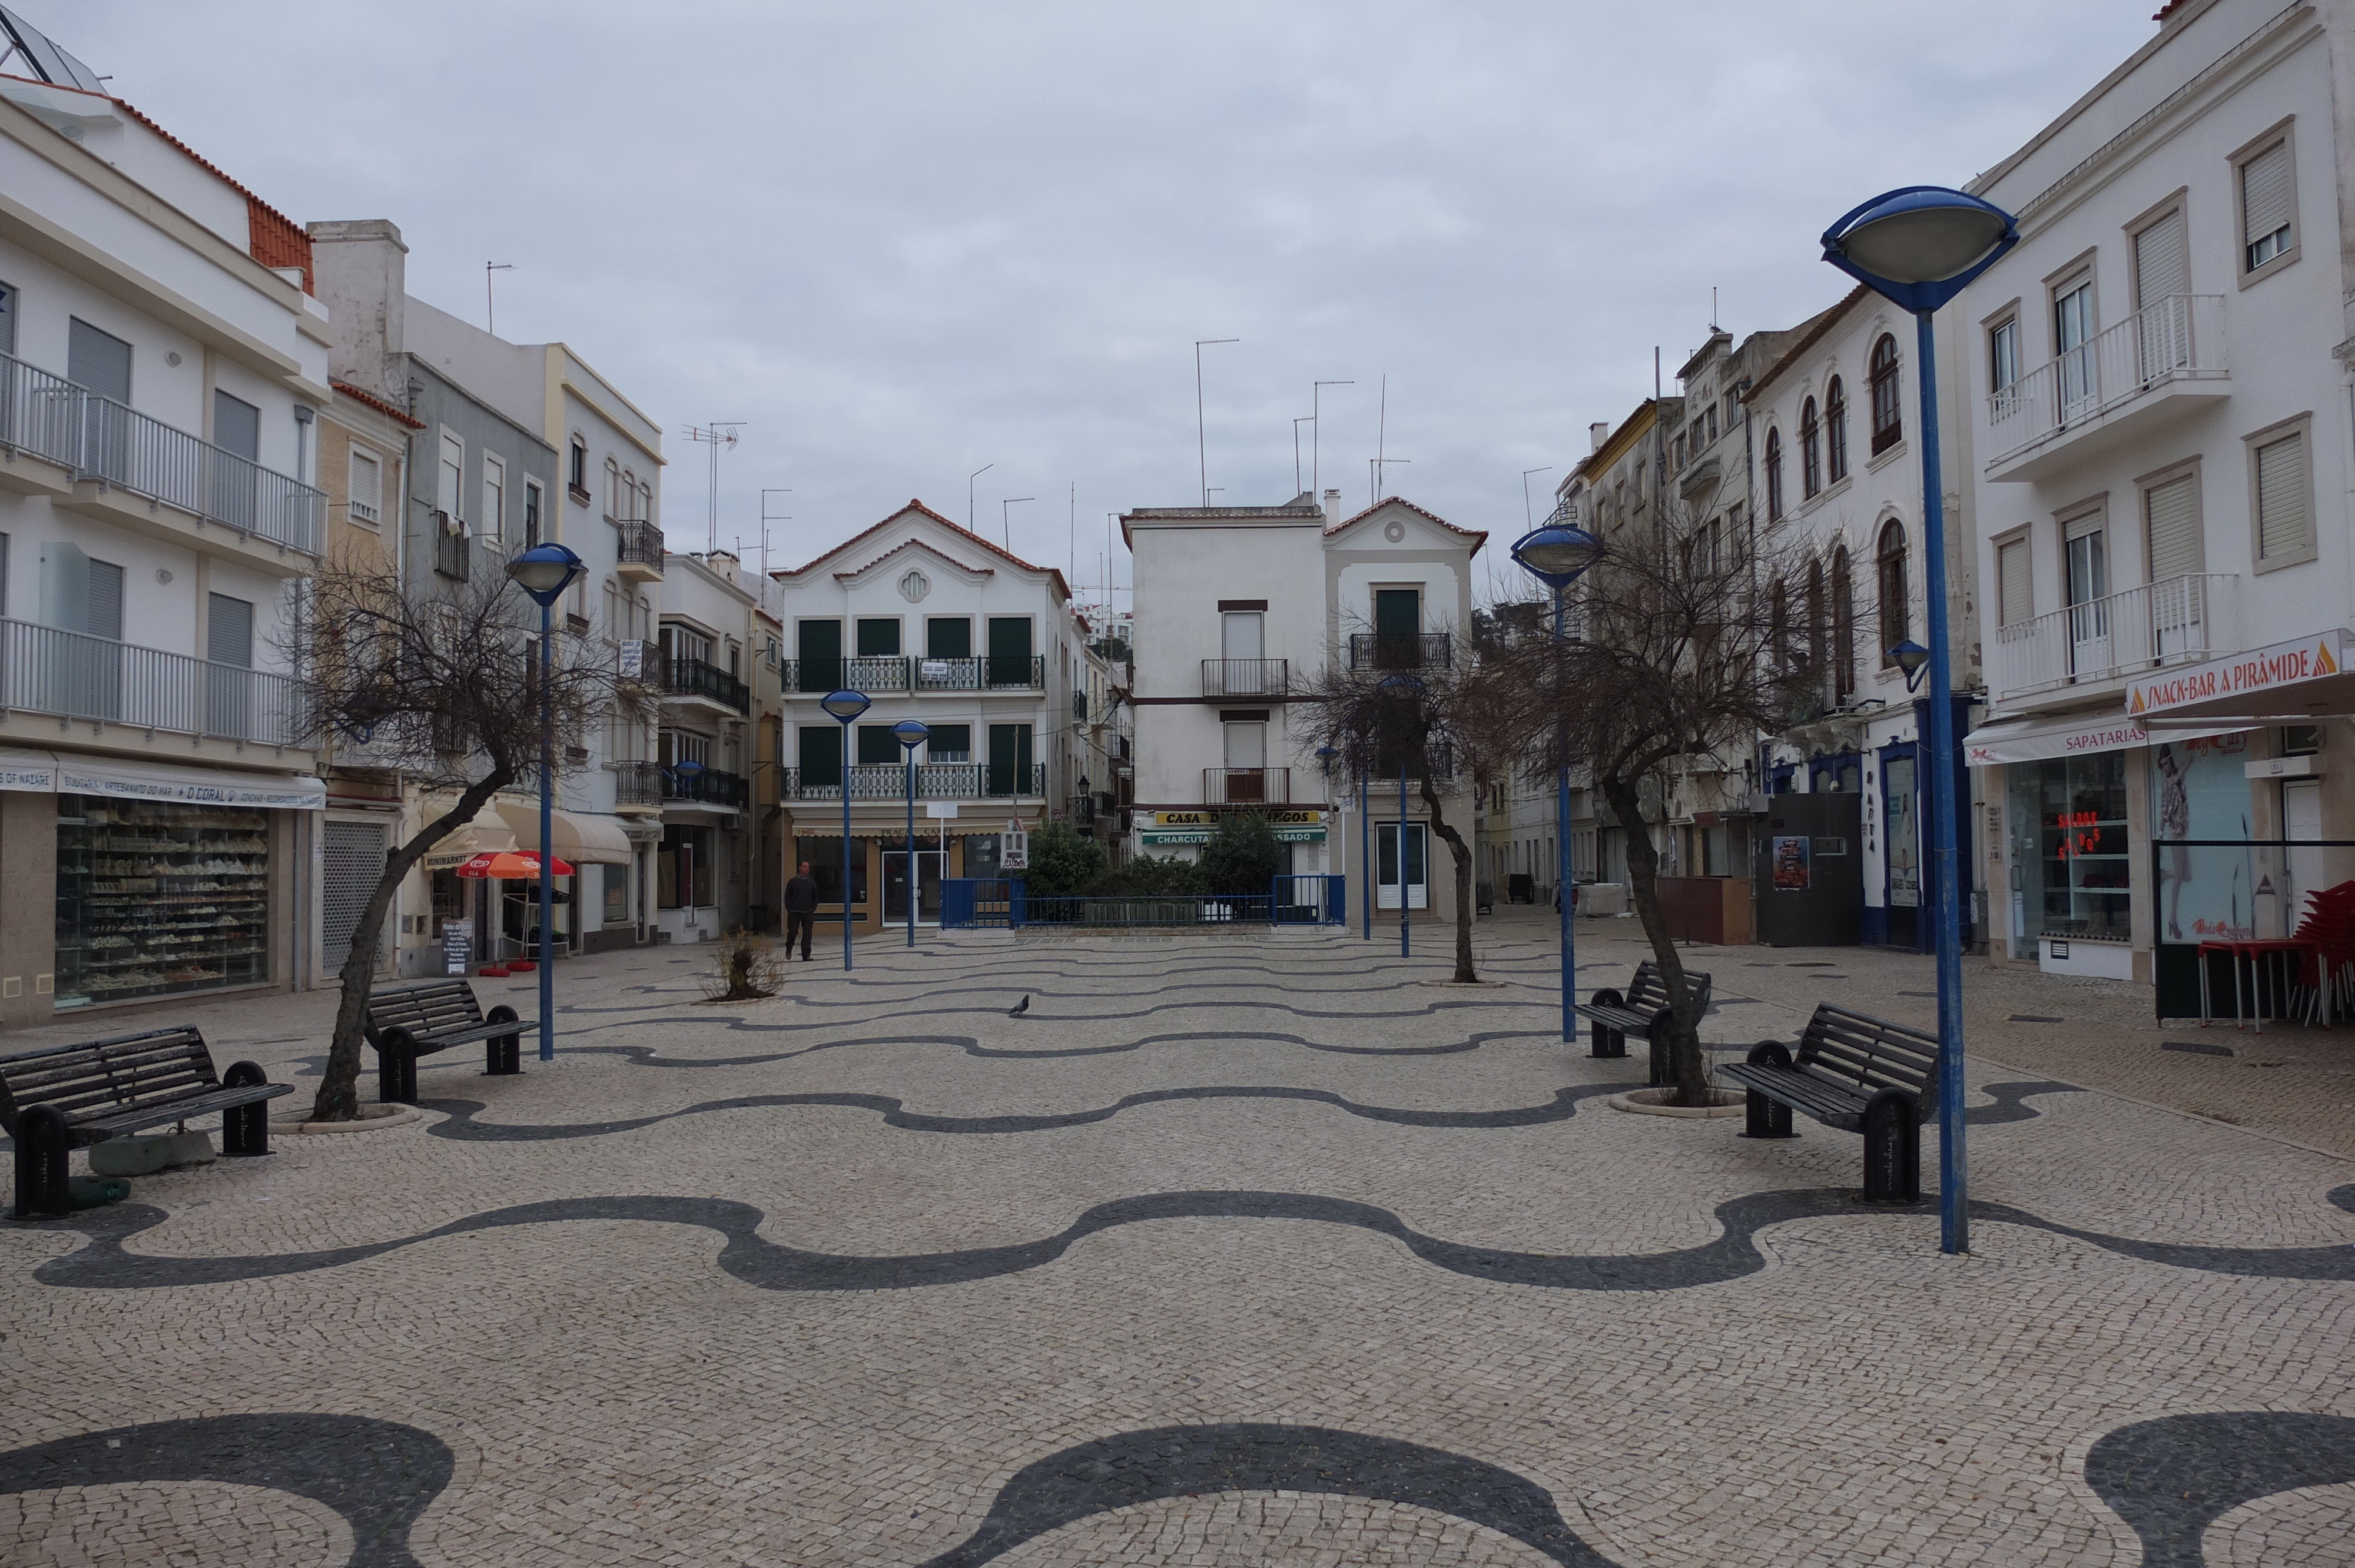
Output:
[1007, 995, 1030, 1017]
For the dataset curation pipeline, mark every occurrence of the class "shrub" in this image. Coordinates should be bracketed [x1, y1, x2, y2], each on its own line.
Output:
[1095, 853, 1203, 896]
[1023, 816, 1109, 897]
[1198, 812, 1284, 895]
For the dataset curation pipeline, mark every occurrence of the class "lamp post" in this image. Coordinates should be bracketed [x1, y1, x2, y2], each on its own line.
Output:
[894, 718, 930, 947]
[1315, 743, 1339, 922]
[1823, 184, 2018, 1255]
[1510, 519, 1606, 1048]
[820, 688, 872, 969]
[1358, 749, 1371, 940]
[1377, 673, 1424, 958]
[505, 542, 586, 1062]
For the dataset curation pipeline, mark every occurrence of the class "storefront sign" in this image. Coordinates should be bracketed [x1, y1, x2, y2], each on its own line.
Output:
[1140, 826, 1328, 846]
[0, 748, 59, 792]
[2125, 629, 2351, 719]
[1962, 713, 2252, 766]
[51, 758, 327, 810]
[1152, 809, 1325, 827]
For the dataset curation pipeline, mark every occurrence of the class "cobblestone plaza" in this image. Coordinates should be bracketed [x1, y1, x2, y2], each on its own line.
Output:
[5, 918, 2354, 1566]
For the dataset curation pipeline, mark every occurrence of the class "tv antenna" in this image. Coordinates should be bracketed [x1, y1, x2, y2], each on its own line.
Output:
[759, 489, 792, 578]
[684, 422, 743, 552]
[1292, 417, 1312, 495]
[968, 464, 992, 533]
[1195, 338, 1238, 506]
[485, 261, 513, 334]
[1312, 380, 1353, 497]
[1370, 457, 1410, 506]
[1522, 467, 1553, 529]
[1001, 496, 1034, 550]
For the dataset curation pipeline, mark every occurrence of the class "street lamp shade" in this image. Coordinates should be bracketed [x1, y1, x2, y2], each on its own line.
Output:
[1315, 744, 1340, 765]
[891, 718, 930, 749]
[1889, 639, 1931, 692]
[1823, 187, 2018, 314]
[669, 756, 706, 780]
[820, 688, 873, 723]
[1510, 523, 1604, 589]
[1376, 673, 1425, 697]
[505, 542, 585, 604]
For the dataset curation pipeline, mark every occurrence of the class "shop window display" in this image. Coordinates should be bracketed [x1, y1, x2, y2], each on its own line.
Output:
[2151, 732, 2256, 942]
[54, 795, 271, 1008]
[2007, 754, 2129, 944]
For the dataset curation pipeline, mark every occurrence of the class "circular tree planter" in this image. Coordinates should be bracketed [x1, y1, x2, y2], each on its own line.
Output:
[1608, 1087, 1745, 1119]
[290, 1104, 425, 1135]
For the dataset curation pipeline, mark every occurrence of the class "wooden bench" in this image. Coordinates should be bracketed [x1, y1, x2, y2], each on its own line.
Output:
[1, 1026, 290, 1218]
[1721, 1002, 1939, 1202]
[364, 979, 531, 1104]
[1572, 959, 1712, 1087]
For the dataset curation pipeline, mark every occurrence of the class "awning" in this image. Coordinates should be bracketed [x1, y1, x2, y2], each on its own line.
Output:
[0, 748, 59, 793]
[2124, 627, 2355, 723]
[419, 802, 519, 869]
[1962, 711, 2252, 766]
[496, 800, 634, 865]
[28, 752, 326, 809]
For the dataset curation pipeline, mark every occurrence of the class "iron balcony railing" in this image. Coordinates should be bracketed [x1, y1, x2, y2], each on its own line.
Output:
[432, 513, 469, 580]
[611, 759, 664, 807]
[782, 762, 1046, 800]
[0, 347, 325, 555]
[1202, 657, 1288, 697]
[1986, 294, 2227, 466]
[664, 655, 751, 713]
[1990, 572, 2239, 702]
[615, 518, 665, 573]
[664, 765, 749, 808]
[785, 655, 1047, 695]
[0, 616, 297, 744]
[1203, 767, 1289, 805]
[1347, 632, 1451, 671]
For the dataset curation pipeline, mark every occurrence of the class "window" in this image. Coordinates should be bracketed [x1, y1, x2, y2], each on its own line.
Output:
[1868, 335, 1902, 454]
[2054, 277, 2095, 413]
[2237, 131, 2296, 277]
[2281, 725, 2324, 757]
[855, 617, 902, 656]
[348, 449, 382, 526]
[2251, 424, 2313, 569]
[68, 317, 131, 403]
[1672, 430, 1687, 470]
[523, 479, 544, 547]
[207, 593, 253, 667]
[2133, 208, 2188, 310]
[213, 390, 260, 462]
[481, 453, 505, 542]
[1221, 610, 1263, 662]
[1704, 403, 1719, 445]
[1823, 378, 1847, 484]
[855, 724, 899, 765]
[568, 436, 588, 497]
[1876, 520, 1909, 659]
[1764, 428, 1783, 521]
[1830, 545, 1855, 701]
[638, 481, 652, 527]
[1989, 317, 2020, 409]
[603, 457, 621, 521]
[2144, 471, 2202, 582]
[1805, 559, 1825, 675]
[1799, 397, 1821, 498]
[437, 434, 463, 526]
[0, 278, 14, 356]
[927, 723, 971, 761]
[1996, 536, 2032, 628]
[925, 616, 971, 659]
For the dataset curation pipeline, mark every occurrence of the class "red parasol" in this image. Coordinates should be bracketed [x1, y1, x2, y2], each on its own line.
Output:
[453, 850, 574, 879]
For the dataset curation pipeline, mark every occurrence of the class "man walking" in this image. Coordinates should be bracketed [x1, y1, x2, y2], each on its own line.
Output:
[784, 859, 820, 961]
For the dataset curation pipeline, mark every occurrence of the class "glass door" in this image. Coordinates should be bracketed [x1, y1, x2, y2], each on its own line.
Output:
[1374, 823, 1428, 910]
[2066, 523, 2110, 679]
[883, 849, 946, 923]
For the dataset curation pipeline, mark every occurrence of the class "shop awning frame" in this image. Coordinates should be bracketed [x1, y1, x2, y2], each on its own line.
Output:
[496, 801, 634, 866]
[1962, 712, 2252, 766]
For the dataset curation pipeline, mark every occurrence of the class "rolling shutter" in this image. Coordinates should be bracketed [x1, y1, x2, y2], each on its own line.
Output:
[2243, 142, 2293, 250]
[2134, 211, 2188, 307]
[1997, 538, 2032, 628]
[2144, 476, 2201, 580]
[2256, 433, 2309, 560]
[323, 820, 387, 974]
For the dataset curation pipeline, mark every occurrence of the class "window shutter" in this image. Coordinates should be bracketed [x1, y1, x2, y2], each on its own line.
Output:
[2243, 142, 2293, 248]
[2256, 433, 2309, 559]
[1997, 539, 2032, 627]
[85, 557, 123, 641]
[207, 593, 253, 667]
[2144, 476, 2201, 580]
[2133, 210, 2188, 307]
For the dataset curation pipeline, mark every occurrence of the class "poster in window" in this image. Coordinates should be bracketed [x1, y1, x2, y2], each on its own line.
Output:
[2152, 732, 2252, 941]
[1772, 835, 1812, 891]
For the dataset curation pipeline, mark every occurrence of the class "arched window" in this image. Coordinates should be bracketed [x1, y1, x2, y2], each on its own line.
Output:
[1869, 335, 1902, 454]
[1830, 544, 1855, 700]
[1770, 577, 1789, 671]
[1764, 428, 1784, 521]
[1877, 520, 1910, 659]
[603, 456, 622, 520]
[1799, 397, 1822, 499]
[1824, 377, 1849, 483]
[1805, 558, 1826, 675]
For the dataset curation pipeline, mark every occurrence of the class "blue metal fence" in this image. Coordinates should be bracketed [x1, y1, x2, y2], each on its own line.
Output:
[938, 875, 1346, 930]
[1273, 874, 1348, 925]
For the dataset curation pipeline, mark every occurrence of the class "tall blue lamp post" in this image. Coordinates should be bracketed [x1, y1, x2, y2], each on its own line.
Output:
[504, 542, 585, 1062]
[820, 689, 872, 969]
[1823, 185, 2018, 1255]
[893, 718, 930, 947]
[1315, 743, 1340, 921]
[1358, 745, 1371, 941]
[1509, 517, 1605, 1048]
[1376, 673, 1424, 958]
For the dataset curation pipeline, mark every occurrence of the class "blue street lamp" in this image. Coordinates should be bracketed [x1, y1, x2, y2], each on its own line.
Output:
[1377, 673, 1425, 958]
[820, 689, 872, 969]
[1824, 185, 2018, 1255]
[1510, 518, 1605, 1049]
[504, 541, 585, 1063]
[1315, 743, 1339, 924]
[894, 718, 930, 947]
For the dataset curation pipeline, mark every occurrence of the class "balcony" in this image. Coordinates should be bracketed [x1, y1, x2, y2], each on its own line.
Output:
[664, 765, 750, 809]
[1348, 632, 1451, 672]
[0, 617, 297, 745]
[782, 762, 1047, 800]
[1990, 572, 2239, 705]
[1985, 295, 2229, 483]
[664, 656, 751, 714]
[0, 348, 324, 570]
[432, 514, 469, 580]
[785, 655, 1046, 695]
[1203, 767, 1290, 805]
[611, 759, 664, 809]
[615, 518, 665, 582]
[1202, 657, 1288, 697]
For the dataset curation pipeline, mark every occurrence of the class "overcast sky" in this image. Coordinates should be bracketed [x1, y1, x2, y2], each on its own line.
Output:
[58, 1, 2160, 602]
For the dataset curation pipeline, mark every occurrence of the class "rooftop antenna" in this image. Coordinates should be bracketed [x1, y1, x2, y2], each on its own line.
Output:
[760, 489, 792, 578]
[1654, 347, 1662, 402]
[1374, 373, 1388, 509]
[1521, 467, 1552, 529]
[1711, 286, 1720, 331]
[1312, 380, 1353, 497]
[1195, 338, 1239, 506]
[967, 464, 992, 533]
[1292, 417, 1312, 495]
[1001, 496, 1034, 550]
[1371, 456, 1410, 505]
[684, 422, 743, 552]
[1067, 481, 1076, 589]
[485, 261, 513, 334]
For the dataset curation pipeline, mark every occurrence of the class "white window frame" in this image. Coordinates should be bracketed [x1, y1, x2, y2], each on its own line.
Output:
[1991, 525, 2034, 629]
[347, 446, 382, 527]
[2245, 413, 2317, 573]
[481, 452, 506, 543]
[2231, 117, 2300, 287]
[436, 431, 465, 529]
[2133, 456, 2204, 582]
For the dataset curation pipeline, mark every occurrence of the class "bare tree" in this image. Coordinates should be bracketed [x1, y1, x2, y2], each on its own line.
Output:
[285, 559, 647, 1121]
[1496, 514, 1809, 1106]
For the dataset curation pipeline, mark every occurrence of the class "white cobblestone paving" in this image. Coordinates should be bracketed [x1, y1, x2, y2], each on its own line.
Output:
[1, 922, 2351, 1564]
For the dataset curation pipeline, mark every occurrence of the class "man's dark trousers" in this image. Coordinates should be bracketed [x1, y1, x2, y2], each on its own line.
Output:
[785, 912, 815, 960]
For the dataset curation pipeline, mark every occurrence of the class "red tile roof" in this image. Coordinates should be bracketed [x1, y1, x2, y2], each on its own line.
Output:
[331, 380, 424, 430]
[1326, 496, 1488, 555]
[777, 499, 1072, 600]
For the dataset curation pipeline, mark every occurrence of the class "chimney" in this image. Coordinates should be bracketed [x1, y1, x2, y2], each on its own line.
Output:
[1590, 421, 1610, 454]
[1323, 488, 1342, 529]
[306, 219, 408, 403]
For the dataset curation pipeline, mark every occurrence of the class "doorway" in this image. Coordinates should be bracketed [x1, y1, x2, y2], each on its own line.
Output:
[1881, 747, 1921, 949]
[883, 849, 946, 925]
[1375, 822, 1428, 910]
[2284, 778, 2324, 929]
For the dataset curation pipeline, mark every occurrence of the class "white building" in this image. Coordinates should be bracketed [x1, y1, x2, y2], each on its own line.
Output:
[0, 25, 333, 1032]
[1121, 489, 1484, 920]
[767, 500, 1079, 934]
[1956, 0, 2355, 996]
[651, 547, 764, 943]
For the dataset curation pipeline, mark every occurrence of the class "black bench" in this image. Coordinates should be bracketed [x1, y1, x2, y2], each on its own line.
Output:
[1572, 959, 1712, 1087]
[1722, 1002, 1939, 1203]
[364, 979, 532, 1104]
[1, 1026, 290, 1218]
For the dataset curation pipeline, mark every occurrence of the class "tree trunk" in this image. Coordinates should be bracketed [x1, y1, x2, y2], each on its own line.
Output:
[1420, 773, 1478, 984]
[310, 770, 513, 1121]
[1600, 773, 1711, 1107]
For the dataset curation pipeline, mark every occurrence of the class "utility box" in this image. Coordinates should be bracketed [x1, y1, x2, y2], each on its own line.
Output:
[1753, 793, 1863, 947]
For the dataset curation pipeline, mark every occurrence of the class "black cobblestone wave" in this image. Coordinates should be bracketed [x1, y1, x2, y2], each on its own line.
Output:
[2084, 1409, 2355, 1567]
[918, 1422, 1619, 1566]
[0, 1413, 452, 1568]
[559, 1025, 1566, 1068]
[33, 1180, 2353, 1295]
[1965, 1081, 2084, 1125]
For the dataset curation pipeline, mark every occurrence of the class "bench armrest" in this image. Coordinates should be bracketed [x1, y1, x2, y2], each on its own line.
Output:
[1745, 1039, 1793, 1068]
[1587, 986, 1624, 1010]
[1865, 1084, 1922, 1124]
